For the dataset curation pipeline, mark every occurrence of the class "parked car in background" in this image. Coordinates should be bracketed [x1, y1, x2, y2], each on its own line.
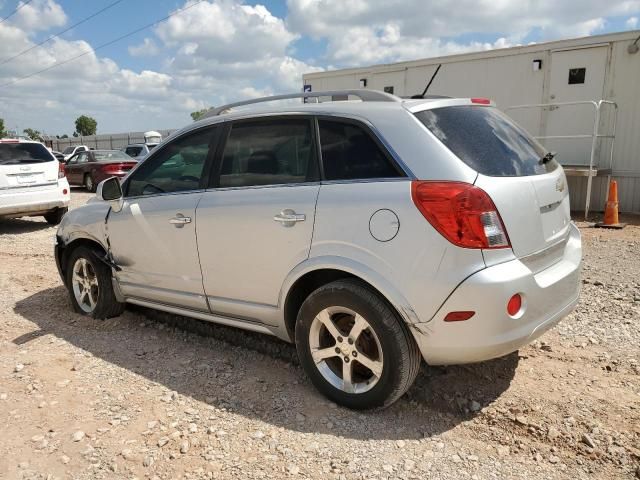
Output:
[0, 139, 70, 224]
[54, 90, 582, 409]
[50, 150, 65, 162]
[62, 145, 89, 161]
[65, 150, 137, 192]
[122, 143, 158, 160]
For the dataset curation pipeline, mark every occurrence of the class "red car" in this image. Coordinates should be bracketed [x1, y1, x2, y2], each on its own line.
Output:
[65, 150, 138, 192]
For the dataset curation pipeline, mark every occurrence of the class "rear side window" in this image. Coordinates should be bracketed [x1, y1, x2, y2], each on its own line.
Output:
[318, 120, 402, 181]
[415, 106, 556, 177]
[0, 143, 53, 164]
[218, 119, 316, 188]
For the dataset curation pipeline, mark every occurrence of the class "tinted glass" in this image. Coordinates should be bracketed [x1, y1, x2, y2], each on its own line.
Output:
[415, 106, 556, 177]
[318, 120, 401, 181]
[62, 147, 74, 154]
[0, 143, 53, 164]
[94, 151, 132, 161]
[219, 120, 315, 188]
[127, 128, 213, 197]
[76, 152, 88, 163]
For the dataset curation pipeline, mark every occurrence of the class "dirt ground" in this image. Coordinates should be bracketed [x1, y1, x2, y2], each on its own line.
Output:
[0, 189, 638, 480]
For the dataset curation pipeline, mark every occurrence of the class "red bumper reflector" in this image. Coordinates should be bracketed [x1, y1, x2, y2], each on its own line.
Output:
[507, 294, 522, 316]
[63, 188, 68, 195]
[444, 311, 475, 322]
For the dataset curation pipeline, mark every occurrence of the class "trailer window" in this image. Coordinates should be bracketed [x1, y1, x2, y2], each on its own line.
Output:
[415, 106, 558, 177]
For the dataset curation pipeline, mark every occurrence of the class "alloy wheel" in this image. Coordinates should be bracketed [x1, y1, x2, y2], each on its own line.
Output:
[71, 257, 99, 313]
[308, 306, 384, 394]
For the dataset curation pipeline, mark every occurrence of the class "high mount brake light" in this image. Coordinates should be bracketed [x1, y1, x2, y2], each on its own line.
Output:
[411, 181, 510, 249]
[471, 98, 491, 105]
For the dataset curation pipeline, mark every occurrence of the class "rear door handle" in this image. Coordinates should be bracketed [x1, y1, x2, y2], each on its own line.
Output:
[273, 209, 305, 227]
[169, 214, 191, 227]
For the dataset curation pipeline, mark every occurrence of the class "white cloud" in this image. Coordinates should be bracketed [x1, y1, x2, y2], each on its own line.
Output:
[627, 16, 639, 28]
[286, 0, 639, 65]
[12, 0, 67, 31]
[128, 38, 160, 57]
[1, 0, 638, 135]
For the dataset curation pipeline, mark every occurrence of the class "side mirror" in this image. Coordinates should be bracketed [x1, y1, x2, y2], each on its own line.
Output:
[96, 177, 124, 213]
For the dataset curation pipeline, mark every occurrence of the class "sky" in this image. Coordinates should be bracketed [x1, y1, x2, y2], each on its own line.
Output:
[0, 0, 639, 136]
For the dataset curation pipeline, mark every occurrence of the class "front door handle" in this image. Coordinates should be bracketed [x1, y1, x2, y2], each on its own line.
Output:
[169, 214, 191, 227]
[274, 209, 305, 227]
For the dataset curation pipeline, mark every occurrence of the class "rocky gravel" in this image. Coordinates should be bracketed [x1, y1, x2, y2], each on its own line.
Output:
[0, 189, 638, 479]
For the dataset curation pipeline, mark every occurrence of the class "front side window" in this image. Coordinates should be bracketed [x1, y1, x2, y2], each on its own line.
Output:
[76, 152, 88, 163]
[127, 128, 214, 197]
[318, 120, 402, 181]
[218, 119, 316, 188]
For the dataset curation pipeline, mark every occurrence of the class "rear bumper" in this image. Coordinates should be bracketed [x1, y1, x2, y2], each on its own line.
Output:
[413, 223, 582, 365]
[0, 180, 70, 217]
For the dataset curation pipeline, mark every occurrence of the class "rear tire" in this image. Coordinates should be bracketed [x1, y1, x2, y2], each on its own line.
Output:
[65, 246, 125, 319]
[295, 279, 421, 409]
[44, 207, 67, 225]
[84, 174, 95, 193]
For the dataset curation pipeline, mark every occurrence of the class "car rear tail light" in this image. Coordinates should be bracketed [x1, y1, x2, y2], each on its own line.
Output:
[58, 161, 65, 179]
[444, 311, 475, 322]
[411, 181, 510, 249]
[102, 163, 133, 174]
[507, 294, 522, 316]
[471, 97, 491, 105]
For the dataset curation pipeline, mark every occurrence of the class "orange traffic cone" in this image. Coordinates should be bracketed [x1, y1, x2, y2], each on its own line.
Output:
[596, 179, 626, 229]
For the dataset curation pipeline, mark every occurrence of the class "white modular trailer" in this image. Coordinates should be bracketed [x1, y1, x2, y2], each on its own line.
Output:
[303, 31, 640, 214]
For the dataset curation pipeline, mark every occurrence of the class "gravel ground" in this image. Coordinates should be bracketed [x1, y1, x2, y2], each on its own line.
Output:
[0, 189, 638, 480]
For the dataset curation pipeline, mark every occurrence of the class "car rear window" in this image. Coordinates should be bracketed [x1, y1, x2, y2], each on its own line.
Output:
[94, 151, 133, 161]
[0, 143, 54, 165]
[415, 106, 557, 176]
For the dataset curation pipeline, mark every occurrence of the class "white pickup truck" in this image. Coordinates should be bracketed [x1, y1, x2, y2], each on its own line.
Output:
[0, 139, 70, 224]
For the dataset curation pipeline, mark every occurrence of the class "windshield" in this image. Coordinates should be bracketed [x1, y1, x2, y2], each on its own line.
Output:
[415, 106, 558, 177]
[0, 143, 54, 165]
[94, 151, 133, 161]
[62, 146, 75, 154]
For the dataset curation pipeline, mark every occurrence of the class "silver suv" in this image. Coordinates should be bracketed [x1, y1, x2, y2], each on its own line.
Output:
[55, 90, 582, 409]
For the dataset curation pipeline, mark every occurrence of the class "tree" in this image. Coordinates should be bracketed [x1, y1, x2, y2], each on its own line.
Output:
[23, 128, 43, 141]
[190, 108, 211, 121]
[74, 115, 97, 136]
[56, 134, 69, 139]
[0, 118, 6, 138]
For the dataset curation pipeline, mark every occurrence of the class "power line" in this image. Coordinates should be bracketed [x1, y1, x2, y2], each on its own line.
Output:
[0, 0, 127, 66]
[0, 0, 207, 88]
[0, 0, 34, 25]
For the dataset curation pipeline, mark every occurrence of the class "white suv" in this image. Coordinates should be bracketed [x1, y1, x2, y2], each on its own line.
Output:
[54, 90, 581, 409]
[1, 139, 70, 224]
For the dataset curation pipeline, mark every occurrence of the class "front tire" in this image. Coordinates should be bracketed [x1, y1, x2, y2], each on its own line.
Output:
[295, 279, 421, 409]
[65, 246, 125, 319]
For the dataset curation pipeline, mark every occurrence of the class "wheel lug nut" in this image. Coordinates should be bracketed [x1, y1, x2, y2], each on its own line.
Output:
[344, 357, 350, 363]
[352, 351, 357, 357]
[348, 338, 354, 345]
[335, 347, 340, 354]
[337, 336, 343, 343]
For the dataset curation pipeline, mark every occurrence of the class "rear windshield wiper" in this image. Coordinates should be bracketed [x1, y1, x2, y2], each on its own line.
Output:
[539, 151, 556, 164]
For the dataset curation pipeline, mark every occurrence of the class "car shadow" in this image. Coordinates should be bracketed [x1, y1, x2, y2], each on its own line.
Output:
[14, 286, 519, 441]
[0, 217, 54, 234]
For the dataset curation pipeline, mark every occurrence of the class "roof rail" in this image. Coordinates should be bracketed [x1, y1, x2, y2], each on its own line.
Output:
[202, 89, 400, 118]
